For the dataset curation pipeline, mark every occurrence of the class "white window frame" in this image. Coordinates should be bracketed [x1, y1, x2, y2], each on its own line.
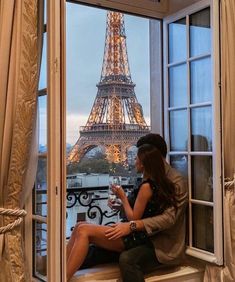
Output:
[163, 0, 223, 264]
[47, 0, 65, 281]
[25, 0, 66, 281]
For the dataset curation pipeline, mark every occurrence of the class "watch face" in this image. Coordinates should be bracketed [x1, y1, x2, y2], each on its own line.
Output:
[130, 221, 137, 232]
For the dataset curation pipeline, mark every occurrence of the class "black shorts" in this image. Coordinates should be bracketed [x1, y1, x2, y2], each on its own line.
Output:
[122, 231, 151, 250]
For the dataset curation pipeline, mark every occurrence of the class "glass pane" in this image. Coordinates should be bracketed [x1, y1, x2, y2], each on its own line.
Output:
[39, 33, 47, 90]
[192, 204, 214, 252]
[190, 57, 211, 104]
[169, 64, 187, 107]
[168, 18, 187, 63]
[38, 95, 47, 150]
[191, 156, 213, 201]
[35, 157, 47, 216]
[191, 107, 212, 151]
[170, 155, 188, 178]
[34, 221, 47, 278]
[190, 8, 211, 57]
[170, 110, 188, 151]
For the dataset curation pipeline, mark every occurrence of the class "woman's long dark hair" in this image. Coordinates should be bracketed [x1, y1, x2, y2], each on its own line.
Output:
[137, 144, 177, 212]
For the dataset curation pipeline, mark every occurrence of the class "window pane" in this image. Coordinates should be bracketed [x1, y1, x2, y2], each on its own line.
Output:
[39, 95, 47, 150]
[192, 204, 214, 252]
[34, 221, 47, 278]
[35, 157, 47, 216]
[191, 107, 212, 151]
[191, 156, 213, 201]
[170, 155, 188, 178]
[190, 57, 212, 104]
[170, 110, 188, 151]
[169, 64, 187, 107]
[39, 33, 47, 90]
[190, 8, 211, 57]
[168, 18, 186, 63]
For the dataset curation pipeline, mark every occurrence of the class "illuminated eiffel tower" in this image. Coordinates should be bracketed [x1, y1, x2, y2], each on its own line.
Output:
[68, 11, 150, 164]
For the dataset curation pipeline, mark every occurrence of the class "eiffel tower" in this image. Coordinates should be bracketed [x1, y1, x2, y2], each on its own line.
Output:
[68, 11, 150, 164]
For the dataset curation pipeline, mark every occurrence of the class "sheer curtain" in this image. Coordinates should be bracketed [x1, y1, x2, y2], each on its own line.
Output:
[204, 0, 235, 281]
[0, 0, 43, 281]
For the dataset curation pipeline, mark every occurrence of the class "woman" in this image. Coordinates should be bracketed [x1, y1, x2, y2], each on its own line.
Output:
[66, 144, 177, 281]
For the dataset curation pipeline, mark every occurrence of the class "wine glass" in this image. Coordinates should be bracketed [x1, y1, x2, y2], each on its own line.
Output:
[108, 176, 122, 208]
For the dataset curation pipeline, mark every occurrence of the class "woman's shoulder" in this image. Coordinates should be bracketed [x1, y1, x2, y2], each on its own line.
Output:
[140, 178, 158, 191]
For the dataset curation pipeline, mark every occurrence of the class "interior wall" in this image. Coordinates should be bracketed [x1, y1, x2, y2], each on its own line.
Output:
[167, 0, 201, 15]
[71, 0, 201, 18]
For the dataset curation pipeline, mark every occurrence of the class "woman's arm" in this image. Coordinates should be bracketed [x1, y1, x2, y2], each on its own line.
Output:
[113, 183, 153, 221]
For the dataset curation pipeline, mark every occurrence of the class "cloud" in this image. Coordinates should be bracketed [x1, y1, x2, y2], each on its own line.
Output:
[66, 113, 88, 145]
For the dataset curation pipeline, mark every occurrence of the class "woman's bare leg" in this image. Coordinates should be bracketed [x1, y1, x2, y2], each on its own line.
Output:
[67, 223, 124, 281]
[67, 222, 87, 261]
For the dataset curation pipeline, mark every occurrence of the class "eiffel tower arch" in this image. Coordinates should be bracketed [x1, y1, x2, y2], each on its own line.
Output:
[68, 12, 150, 164]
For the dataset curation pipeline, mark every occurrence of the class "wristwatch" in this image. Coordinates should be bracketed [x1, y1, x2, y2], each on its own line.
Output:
[129, 221, 137, 232]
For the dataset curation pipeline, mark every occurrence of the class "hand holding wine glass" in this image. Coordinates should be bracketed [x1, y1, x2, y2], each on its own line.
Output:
[108, 177, 122, 209]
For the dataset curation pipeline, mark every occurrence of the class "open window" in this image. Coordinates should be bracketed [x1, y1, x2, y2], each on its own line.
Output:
[27, 0, 223, 281]
[65, 2, 153, 236]
[163, 0, 222, 264]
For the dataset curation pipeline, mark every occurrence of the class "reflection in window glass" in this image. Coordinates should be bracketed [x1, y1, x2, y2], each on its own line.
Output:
[38, 95, 47, 150]
[168, 18, 186, 63]
[192, 204, 214, 252]
[191, 156, 213, 201]
[170, 155, 188, 178]
[190, 8, 211, 57]
[170, 110, 188, 151]
[191, 106, 212, 151]
[35, 157, 47, 216]
[39, 33, 47, 90]
[169, 63, 187, 107]
[190, 57, 211, 104]
[34, 221, 47, 277]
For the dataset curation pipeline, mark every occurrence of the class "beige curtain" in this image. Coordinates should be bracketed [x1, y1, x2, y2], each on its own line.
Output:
[0, 0, 42, 281]
[221, 0, 235, 280]
[204, 0, 235, 281]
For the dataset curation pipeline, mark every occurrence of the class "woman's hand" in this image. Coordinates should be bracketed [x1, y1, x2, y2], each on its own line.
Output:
[111, 185, 127, 201]
[107, 198, 123, 210]
[105, 222, 131, 240]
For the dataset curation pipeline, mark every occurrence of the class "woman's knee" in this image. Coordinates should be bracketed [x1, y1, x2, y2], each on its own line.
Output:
[74, 223, 90, 237]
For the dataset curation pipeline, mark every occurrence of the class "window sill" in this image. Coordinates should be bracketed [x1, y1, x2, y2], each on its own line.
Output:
[71, 260, 205, 282]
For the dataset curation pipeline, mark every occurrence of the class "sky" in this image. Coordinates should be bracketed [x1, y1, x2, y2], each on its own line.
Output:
[38, 3, 212, 149]
[38, 3, 151, 146]
[65, 3, 150, 146]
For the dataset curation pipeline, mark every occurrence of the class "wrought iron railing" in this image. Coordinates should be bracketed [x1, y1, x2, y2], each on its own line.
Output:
[66, 185, 133, 231]
[34, 184, 134, 245]
[33, 184, 133, 279]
